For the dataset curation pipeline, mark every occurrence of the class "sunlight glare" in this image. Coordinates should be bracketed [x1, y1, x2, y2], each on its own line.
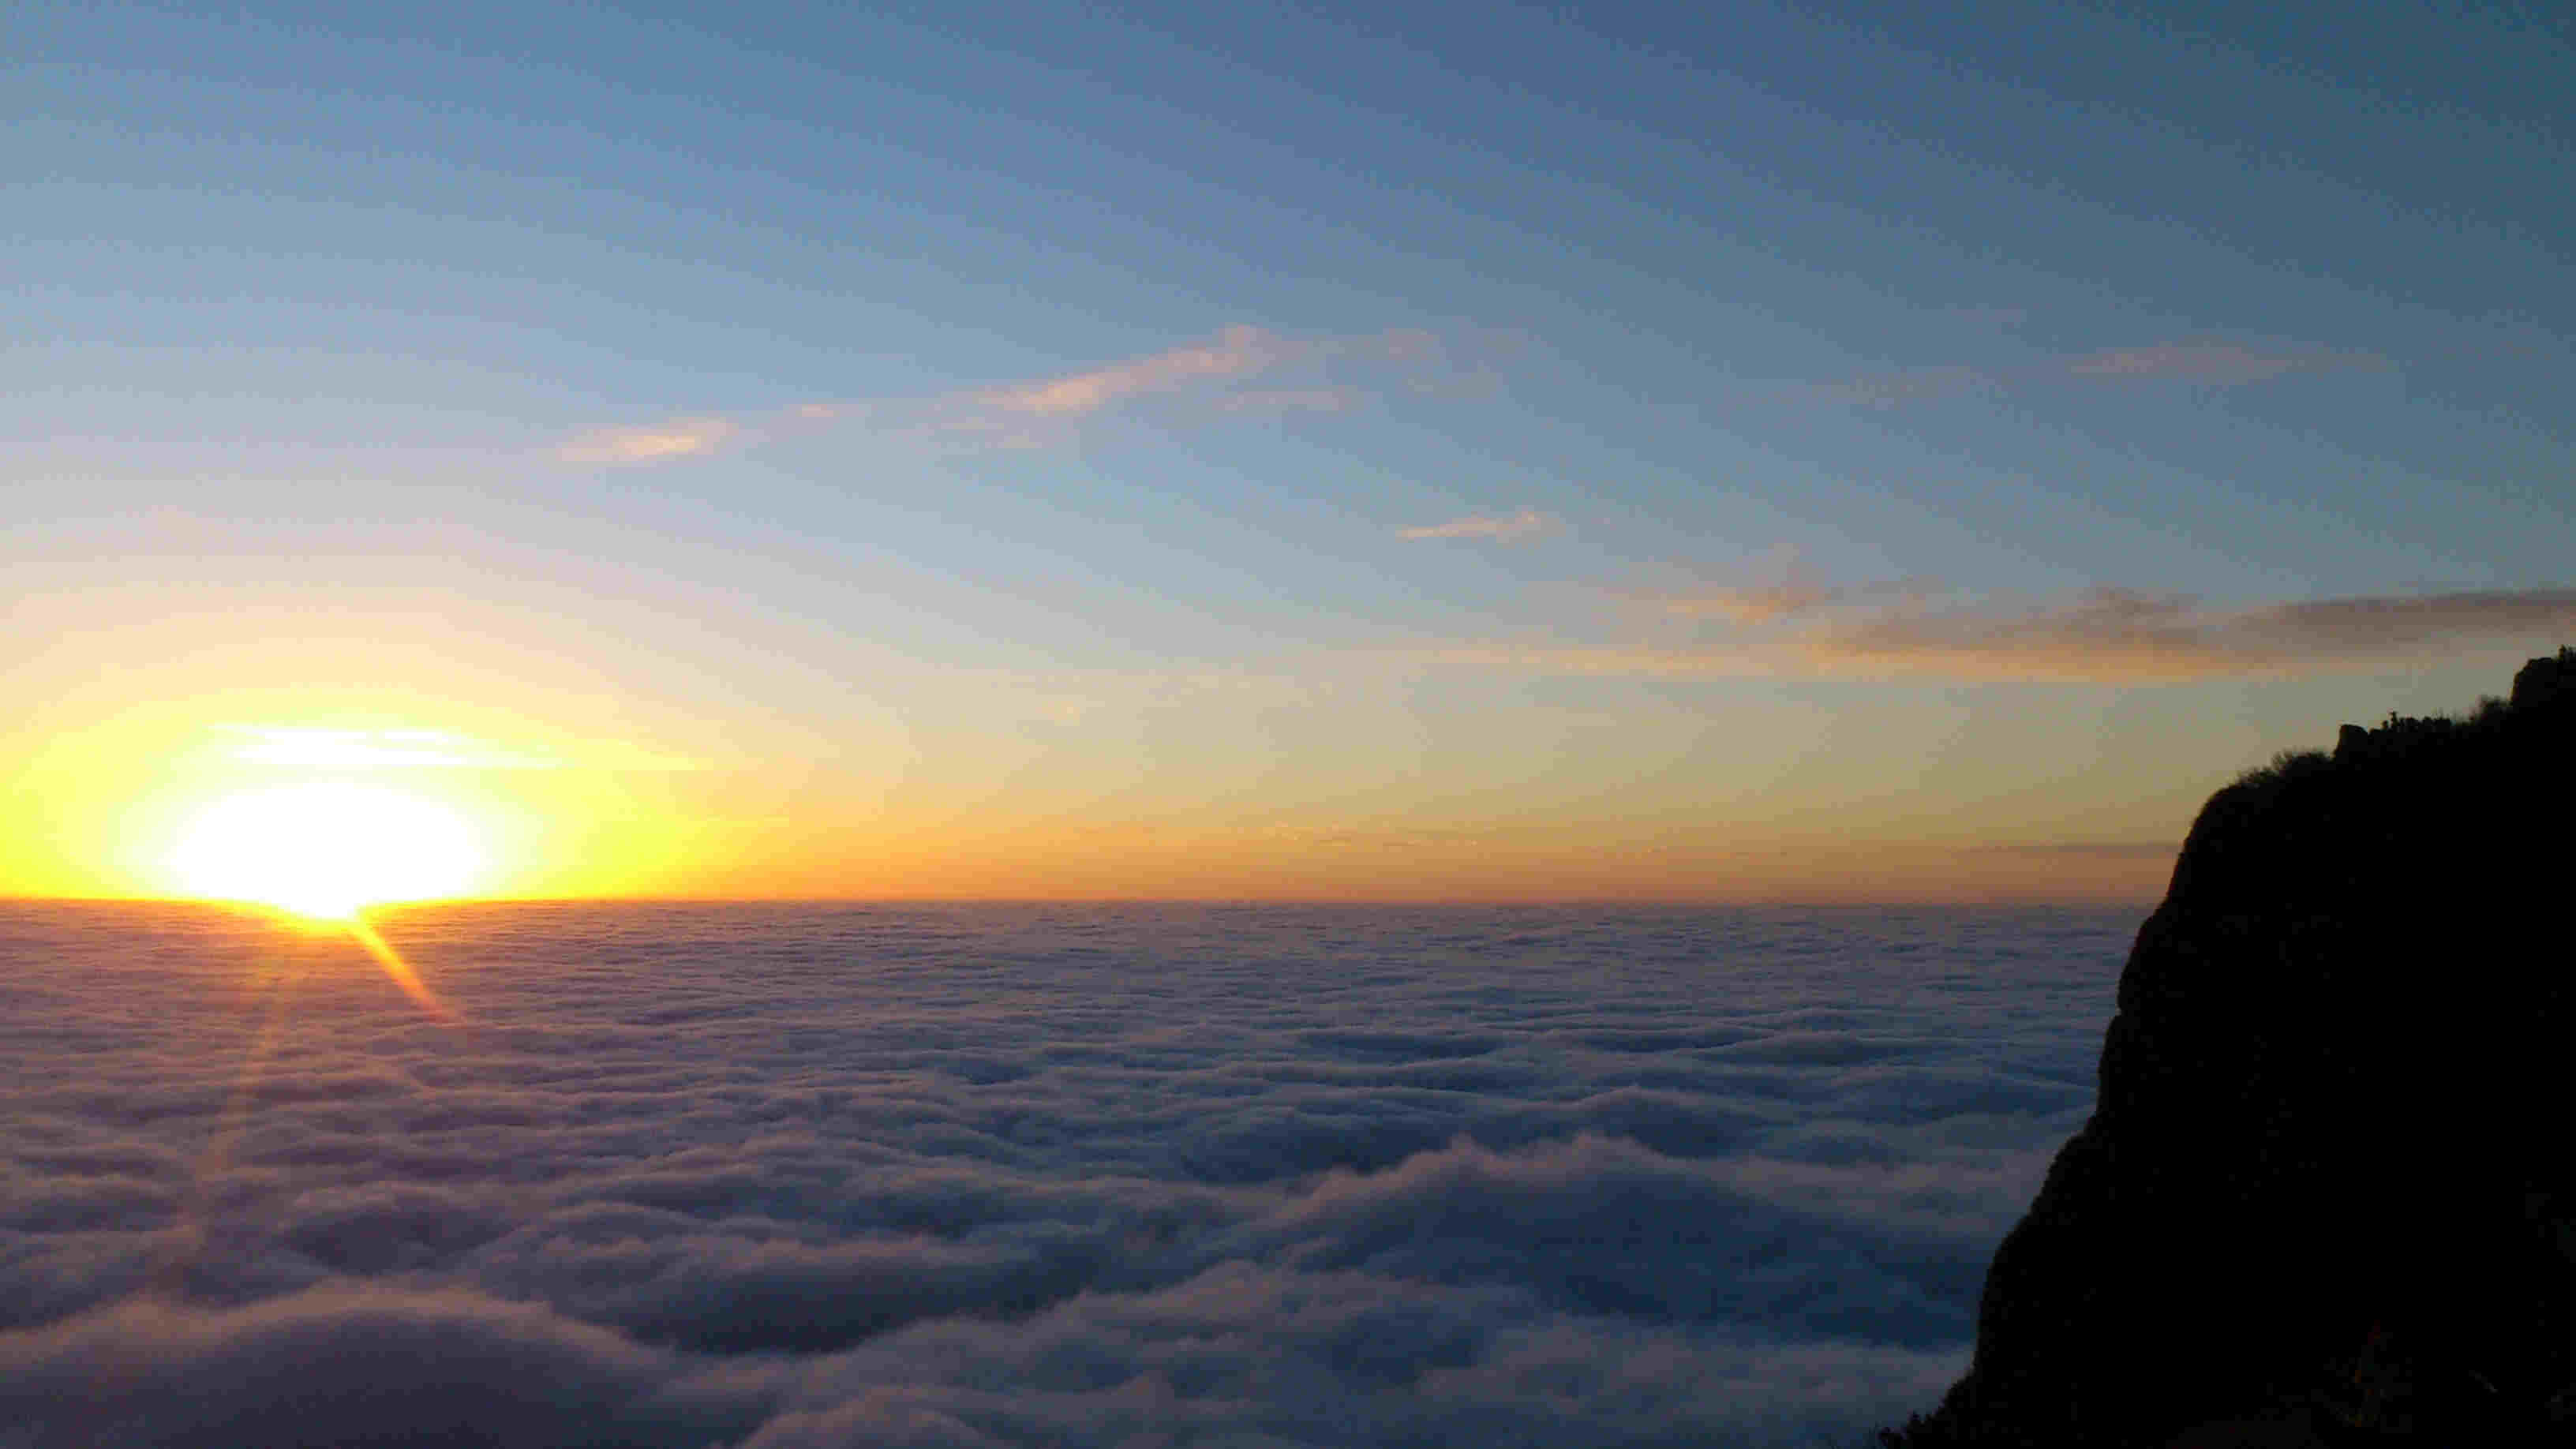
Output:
[165, 781, 486, 920]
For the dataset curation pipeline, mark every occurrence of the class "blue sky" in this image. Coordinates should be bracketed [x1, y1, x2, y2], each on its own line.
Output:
[7, 0, 2572, 898]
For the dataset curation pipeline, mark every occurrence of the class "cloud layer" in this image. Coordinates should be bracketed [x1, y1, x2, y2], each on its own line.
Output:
[0, 902, 2128, 1446]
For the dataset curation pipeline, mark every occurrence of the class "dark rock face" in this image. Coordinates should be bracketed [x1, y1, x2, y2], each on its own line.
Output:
[1893, 648, 2576, 1447]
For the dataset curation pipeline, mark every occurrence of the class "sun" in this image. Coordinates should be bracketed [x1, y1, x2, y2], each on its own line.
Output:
[164, 781, 488, 921]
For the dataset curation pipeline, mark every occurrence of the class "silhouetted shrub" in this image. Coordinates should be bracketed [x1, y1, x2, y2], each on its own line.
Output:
[2233, 747, 2332, 792]
[2512, 646, 2576, 712]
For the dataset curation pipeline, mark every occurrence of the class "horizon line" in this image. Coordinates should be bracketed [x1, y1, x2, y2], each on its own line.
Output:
[3, 893, 2163, 910]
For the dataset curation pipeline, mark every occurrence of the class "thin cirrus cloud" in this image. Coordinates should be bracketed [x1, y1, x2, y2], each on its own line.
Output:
[1809, 585, 2576, 680]
[1398, 507, 1559, 542]
[1215, 388, 1361, 414]
[556, 417, 739, 466]
[1770, 340, 2384, 410]
[1445, 583, 2576, 683]
[2056, 343, 2344, 383]
[555, 326, 1478, 465]
[970, 324, 1289, 417]
[1640, 579, 1849, 623]
[550, 334, 2339, 461]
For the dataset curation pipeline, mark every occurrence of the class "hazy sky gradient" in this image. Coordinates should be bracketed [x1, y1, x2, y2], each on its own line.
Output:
[8, 0, 2571, 900]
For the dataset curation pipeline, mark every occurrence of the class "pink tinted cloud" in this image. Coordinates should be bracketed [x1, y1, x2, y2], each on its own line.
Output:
[556, 326, 1481, 465]
[974, 325, 1291, 417]
[554, 417, 739, 465]
[1642, 581, 1844, 624]
[1802, 586, 2576, 680]
[1398, 507, 1559, 541]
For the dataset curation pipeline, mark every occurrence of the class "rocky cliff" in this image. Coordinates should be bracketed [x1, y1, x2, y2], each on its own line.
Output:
[1889, 648, 2576, 1448]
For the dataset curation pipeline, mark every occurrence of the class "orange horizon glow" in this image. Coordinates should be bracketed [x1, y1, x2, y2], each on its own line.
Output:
[0, 705, 2185, 912]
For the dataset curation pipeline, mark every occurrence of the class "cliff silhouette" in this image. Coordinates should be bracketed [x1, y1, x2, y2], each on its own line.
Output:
[1885, 648, 2576, 1448]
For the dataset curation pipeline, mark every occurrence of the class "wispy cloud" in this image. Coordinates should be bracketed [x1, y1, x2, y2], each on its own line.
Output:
[558, 335, 2376, 462]
[1641, 581, 1846, 624]
[1628, 567, 1945, 626]
[1398, 507, 1559, 542]
[1809, 585, 2576, 680]
[1771, 340, 2383, 410]
[2057, 343, 2336, 382]
[1778, 366, 1991, 410]
[973, 324, 1289, 417]
[1215, 387, 1362, 414]
[554, 417, 737, 465]
[556, 327, 1488, 466]
[1439, 583, 2576, 683]
[1428, 642, 1777, 679]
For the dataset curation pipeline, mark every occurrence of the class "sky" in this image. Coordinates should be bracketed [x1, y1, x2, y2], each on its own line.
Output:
[7, 0, 2573, 902]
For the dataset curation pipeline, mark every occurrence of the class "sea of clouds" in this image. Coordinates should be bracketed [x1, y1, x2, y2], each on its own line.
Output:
[0, 902, 2129, 1447]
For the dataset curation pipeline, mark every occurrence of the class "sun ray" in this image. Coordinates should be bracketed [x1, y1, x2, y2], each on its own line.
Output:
[346, 912, 457, 1020]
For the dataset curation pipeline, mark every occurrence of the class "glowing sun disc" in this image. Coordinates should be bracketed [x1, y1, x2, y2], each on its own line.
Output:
[166, 782, 485, 919]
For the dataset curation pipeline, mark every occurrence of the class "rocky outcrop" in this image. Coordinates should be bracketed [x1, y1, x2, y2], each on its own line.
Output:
[1889, 648, 2576, 1447]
